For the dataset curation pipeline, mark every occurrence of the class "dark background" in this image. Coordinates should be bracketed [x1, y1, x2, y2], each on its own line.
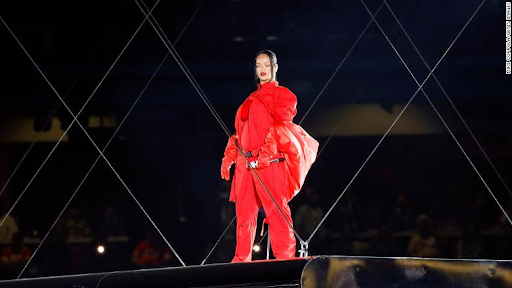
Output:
[0, 0, 511, 279]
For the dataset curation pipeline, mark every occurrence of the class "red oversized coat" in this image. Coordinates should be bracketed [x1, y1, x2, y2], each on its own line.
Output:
[223, 82, 318, 202]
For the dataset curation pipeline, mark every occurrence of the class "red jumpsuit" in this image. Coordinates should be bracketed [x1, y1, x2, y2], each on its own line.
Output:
[222, 81, 318, 262]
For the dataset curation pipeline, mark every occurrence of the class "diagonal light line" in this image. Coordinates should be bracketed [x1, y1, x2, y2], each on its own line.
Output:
[135, 0, 306, 245]
[0, 0, 160, 228]
[383, 0, 511, 225]
[0, 31, 109, 200]
[385, 0, 512, 199]
[298, 1, 386, 125]
[306, 0, 489, 244]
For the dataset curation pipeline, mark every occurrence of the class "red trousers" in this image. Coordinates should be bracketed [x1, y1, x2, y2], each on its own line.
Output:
[232, 159, 296, 262]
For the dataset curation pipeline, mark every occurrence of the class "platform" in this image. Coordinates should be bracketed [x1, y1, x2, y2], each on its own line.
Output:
[1, 256, 511, 287]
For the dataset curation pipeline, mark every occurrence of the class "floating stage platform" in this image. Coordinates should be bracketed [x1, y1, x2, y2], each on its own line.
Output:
[1, 256, 511, 287]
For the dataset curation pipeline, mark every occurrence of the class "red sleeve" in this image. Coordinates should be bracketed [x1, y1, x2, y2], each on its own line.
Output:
[273, 88, 297, 122]
[223, 133, 238, 163]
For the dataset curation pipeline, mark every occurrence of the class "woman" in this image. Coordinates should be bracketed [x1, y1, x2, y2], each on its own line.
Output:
[221, 50, 318, 262]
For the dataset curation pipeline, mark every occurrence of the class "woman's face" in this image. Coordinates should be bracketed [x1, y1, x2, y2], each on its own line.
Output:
[255, 54, 276, 84]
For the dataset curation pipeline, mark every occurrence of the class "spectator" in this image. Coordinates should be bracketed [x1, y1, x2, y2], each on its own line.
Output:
[325, 189, 358, 256]
[0, 202, 19, 245]
[390, 192, 414, 231]
[407, 214, 441, 258]
[0, 232, 32, 279]
[63, 208, 92, 241]
[457, 221, 484, 259]
[100, 206, 126, 238]
[294, 187, 324, 239]
[39, 222, 71, 276]
[367, 225, 399, 257]
[493, 211, 512, 259]
[211, 180, 235, 263]
[132, 231, 172, 268]
[1, 232, 32, 265]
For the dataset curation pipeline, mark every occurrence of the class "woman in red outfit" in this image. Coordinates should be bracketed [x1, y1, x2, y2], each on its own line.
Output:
[221, 50, 318, 262]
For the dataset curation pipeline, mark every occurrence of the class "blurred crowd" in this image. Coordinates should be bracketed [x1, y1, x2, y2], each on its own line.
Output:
[288, 185, 512, 261]
[0, 175, 511, 280]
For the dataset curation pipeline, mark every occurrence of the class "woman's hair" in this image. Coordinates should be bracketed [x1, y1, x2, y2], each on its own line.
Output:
[254, 50, 277, 85]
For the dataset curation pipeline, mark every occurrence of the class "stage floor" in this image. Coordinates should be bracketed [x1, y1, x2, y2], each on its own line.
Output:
[1, 256, 511, 287]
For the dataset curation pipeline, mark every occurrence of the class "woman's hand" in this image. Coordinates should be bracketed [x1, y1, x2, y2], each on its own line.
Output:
[221, 158, 233, 180]
[221, 133, 238, 180]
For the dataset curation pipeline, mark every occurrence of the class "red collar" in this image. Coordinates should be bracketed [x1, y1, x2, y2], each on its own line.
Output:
[257, 81, 278, 91]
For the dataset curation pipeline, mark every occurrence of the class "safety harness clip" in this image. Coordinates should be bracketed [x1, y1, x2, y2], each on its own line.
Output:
[298, 241, 309, 257]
